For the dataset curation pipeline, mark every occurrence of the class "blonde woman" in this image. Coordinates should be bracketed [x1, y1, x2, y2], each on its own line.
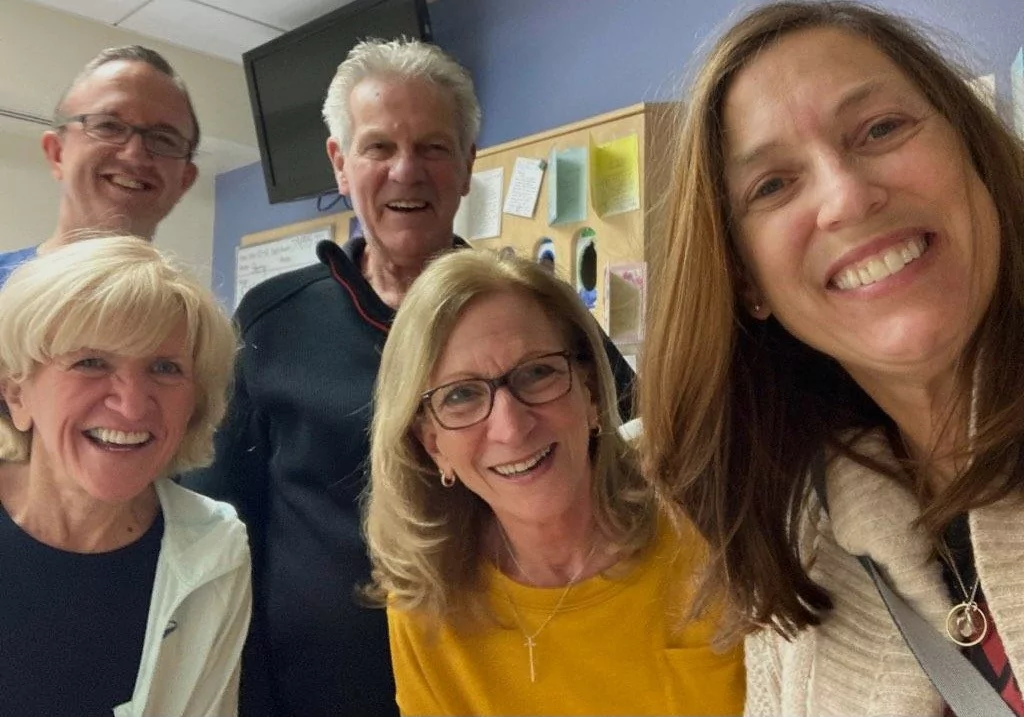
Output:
[365, 250, 743, 716]
[0, 236, 249, 716]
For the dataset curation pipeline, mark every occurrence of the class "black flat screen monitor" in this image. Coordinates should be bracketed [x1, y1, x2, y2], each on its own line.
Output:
[244, 0, 432, 204]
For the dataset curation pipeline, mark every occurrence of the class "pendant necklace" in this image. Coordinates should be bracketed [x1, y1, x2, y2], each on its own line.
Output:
[941, 541, 988, 647]
[941, 361, 987, 647]
[495, 525, 599, 683]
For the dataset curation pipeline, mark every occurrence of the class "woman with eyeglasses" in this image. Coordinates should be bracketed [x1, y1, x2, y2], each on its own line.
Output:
[364, 250, 743, 716]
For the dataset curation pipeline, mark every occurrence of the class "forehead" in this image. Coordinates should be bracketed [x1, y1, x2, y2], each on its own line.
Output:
[62, 60, 194, 135]
[348, 75, 459, 139]
[432, 290, 563, 377]
[723, 27, 917, 149]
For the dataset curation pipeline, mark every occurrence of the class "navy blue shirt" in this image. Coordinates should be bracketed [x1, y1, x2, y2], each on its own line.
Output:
[0, 503, 163, 716]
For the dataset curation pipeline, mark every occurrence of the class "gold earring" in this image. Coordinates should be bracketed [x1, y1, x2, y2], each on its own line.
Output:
[440, 470, 456, 488]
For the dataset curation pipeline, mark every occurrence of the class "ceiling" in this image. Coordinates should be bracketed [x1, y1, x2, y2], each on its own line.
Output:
[22, 0, 358, 63]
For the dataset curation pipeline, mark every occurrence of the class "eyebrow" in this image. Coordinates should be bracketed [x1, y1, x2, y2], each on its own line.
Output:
[727, 79, 888, 169]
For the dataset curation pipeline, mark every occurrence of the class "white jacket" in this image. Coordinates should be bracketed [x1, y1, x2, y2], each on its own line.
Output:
[114, 479, 252, 717]
[745, 433, 1024, 716]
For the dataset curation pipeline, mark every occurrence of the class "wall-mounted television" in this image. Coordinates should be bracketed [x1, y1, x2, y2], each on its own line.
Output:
[243, 0, 432, 204]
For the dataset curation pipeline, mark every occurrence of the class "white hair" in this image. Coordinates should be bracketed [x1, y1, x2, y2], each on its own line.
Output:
[321, 37, 481, 154]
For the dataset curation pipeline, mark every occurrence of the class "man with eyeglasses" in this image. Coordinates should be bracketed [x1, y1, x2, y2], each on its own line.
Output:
[0, 46, 199, 286]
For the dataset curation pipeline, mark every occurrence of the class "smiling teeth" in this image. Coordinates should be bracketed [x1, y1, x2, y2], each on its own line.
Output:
[86, 428, 151, 445]
[492, 445, 552, 476]
[833, 237, 927, 290]
[110, 176, 146, 190]
[387, 200, 426, 209]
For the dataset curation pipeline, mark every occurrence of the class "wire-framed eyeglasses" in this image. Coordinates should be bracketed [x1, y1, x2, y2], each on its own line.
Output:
[421, 351, 574, 430]
[55, 113, 195, 159]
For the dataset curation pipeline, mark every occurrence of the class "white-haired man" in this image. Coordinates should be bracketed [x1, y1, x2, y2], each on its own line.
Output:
[187, 38, 634, 716]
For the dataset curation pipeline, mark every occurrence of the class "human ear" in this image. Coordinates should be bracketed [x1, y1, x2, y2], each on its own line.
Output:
[413, 417, 450, 474]
[327, 137, 350, 196]
[737, 271, 772, 320]
[0, 380, 32, 432]
[41, 131, 65, 181]
[460, 144, 476, 197]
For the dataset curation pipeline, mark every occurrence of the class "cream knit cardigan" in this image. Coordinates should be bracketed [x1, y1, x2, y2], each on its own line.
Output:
[745, 434, 1024, 716]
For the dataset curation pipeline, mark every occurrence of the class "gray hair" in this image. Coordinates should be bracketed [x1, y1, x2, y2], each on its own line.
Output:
[321, 38, 481, 154]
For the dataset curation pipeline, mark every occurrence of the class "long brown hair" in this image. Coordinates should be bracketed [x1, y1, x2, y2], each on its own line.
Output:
[640, 0, 1024, 639]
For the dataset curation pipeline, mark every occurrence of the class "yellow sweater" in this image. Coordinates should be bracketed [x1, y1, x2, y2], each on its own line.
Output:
[387, 524, 744, 716]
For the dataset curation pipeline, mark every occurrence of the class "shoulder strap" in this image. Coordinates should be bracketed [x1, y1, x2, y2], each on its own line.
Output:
[812, 453, 1014, 717]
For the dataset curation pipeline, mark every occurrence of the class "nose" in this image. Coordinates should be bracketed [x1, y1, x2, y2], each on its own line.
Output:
[105, 370, 152, 421]
[815, 154, 887, 231]
[118, 130, 152, 161]
[485, 387, 536, 443]
[388, 149, 426, 184]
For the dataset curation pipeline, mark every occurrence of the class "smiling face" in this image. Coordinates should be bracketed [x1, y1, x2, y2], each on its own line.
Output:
[722, 27, 1000, 394]
[417, 291, 598, 529]
[2, 321, 196, 505]
[42, 60, 198, 240]
[327, 75, 474, 267]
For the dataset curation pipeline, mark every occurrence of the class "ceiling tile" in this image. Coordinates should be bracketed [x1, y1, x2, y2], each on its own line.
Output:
[118, 0, 282, 63]
[21, 0, 147, 25]
[202, 0, 356, 32]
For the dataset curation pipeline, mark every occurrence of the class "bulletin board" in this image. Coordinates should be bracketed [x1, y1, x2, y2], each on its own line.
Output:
[461, 102, 675, 345]
[234, 103, 675, 347]
[235, 210, 354, 309]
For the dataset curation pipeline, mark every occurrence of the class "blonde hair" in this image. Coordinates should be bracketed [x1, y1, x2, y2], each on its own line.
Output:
[321, 37, 481, 155]
[365, 250, 654, 625]
[0, 236, 237, 472]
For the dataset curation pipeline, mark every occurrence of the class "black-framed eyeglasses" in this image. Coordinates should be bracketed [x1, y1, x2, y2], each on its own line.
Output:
[421, 351, 574, 430]
[55, 113, 195, 159]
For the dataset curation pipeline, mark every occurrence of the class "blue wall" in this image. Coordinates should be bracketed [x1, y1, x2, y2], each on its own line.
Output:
[211, 0, 1024, 306]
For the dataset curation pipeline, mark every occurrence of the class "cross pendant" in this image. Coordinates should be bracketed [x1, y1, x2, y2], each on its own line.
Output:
[524, 636, 537, 683]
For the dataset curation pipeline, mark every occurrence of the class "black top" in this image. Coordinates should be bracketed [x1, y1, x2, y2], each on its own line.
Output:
[184, 237, 636, 716]
[0, 504, 163, 716]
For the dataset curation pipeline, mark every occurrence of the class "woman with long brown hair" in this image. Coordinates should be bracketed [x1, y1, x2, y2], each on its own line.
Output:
[641, 2, 1024, 714]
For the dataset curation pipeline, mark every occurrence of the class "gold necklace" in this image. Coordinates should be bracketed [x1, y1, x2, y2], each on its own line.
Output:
[494, 525, 599, 683]
[941, 540, 987, 647]
[942, 364, 988, 646]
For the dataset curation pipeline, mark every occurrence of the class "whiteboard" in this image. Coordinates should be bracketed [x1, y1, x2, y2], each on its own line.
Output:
[234, 226, 333, 309]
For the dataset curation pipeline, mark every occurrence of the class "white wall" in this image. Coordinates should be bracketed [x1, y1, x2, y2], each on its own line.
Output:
[0, 0, 258, 288]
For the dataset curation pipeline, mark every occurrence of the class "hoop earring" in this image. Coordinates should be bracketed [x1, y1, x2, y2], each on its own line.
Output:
[440, 470, 456, 488]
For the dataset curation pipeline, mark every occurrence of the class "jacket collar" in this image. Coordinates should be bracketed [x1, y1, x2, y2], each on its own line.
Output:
[315, 234, 468, 333]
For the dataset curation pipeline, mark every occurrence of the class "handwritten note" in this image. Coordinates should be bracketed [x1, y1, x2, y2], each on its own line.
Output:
[455, 167, 504, 240]
[234, 226, 332, 309]
[547, 147, 588, 226]
[503, 157, 546, 218]
[590, 134, 640, 217]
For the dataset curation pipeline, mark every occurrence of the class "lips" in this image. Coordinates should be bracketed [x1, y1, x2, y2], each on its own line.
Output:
[84, 427, 153, 448]
[103, 173, 155, 192]
[385, 199, 429, 212]
[830, 234, 931, 290]
[491, 444, 554, 477]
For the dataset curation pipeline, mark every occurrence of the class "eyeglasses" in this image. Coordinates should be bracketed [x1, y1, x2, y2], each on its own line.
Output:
[56, 113, 195, 159]
[422, 351, 575, 430]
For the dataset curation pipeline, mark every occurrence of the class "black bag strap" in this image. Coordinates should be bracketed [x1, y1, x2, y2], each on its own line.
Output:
[811, 454, 1014, 717]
